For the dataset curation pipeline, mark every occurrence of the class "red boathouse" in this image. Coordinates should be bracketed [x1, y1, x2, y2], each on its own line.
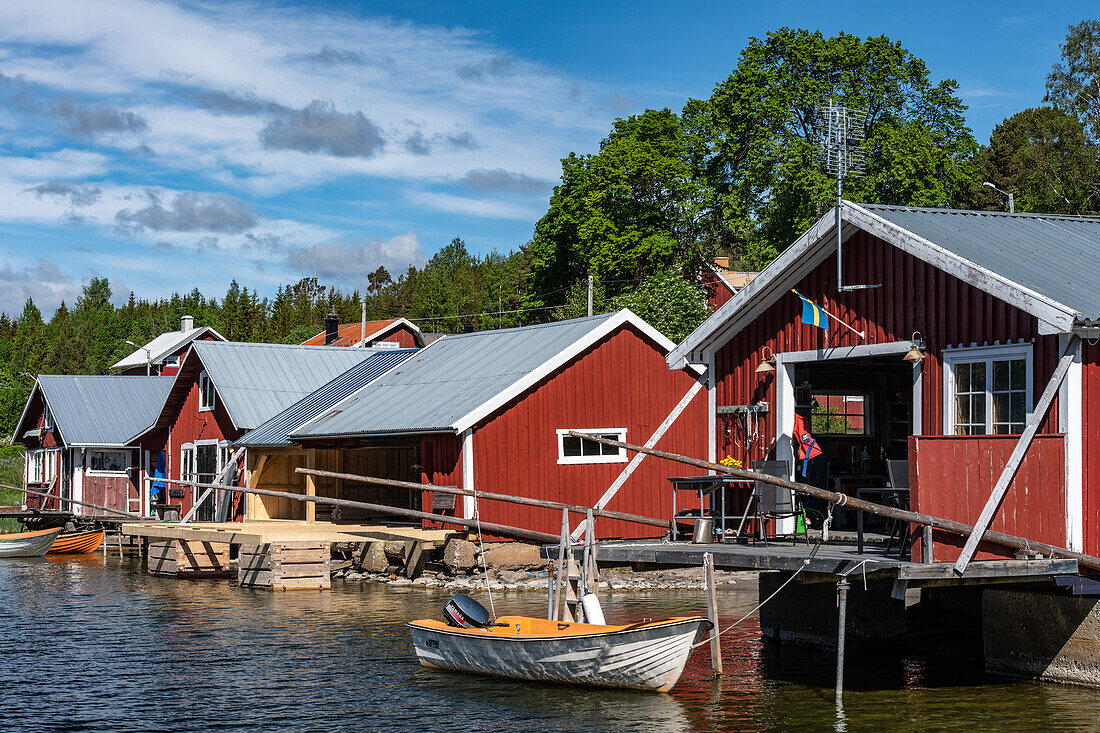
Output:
[669, 202, 1100, 562]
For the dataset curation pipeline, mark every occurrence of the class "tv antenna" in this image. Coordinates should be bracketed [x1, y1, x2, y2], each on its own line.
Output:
[817, 101, 878, 291]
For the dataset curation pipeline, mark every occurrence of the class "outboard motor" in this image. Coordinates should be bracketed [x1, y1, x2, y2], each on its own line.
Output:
[442, 594, 492, 628]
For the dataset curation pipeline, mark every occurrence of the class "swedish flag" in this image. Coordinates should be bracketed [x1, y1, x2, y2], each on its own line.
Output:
[793, 290, 829, 331]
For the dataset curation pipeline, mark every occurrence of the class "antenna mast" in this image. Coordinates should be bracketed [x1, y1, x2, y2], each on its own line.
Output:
[817, 101, 878, 291]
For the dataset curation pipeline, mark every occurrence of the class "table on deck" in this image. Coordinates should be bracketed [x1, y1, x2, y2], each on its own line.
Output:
[668, 476, 754, 541]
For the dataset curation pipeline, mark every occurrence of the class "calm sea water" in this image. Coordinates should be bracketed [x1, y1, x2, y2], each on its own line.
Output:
[3, 554, 1098, 732]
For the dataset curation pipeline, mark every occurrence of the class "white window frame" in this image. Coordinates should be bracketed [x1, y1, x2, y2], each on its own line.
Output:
[86, 449, 131, 476]
[28, 449, 58, 483]
[370, 340, 400, 349]
[180, 443, 196, 483]
[556, 429, 628, 465]
[164, 355, 179, 367]
[42, 404, 53, 431]
[198, 371, 215, 412]
[943, 343, 1033, 435]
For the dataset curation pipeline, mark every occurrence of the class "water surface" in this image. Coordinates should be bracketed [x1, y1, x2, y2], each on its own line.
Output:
[2, 555, 1097, 732]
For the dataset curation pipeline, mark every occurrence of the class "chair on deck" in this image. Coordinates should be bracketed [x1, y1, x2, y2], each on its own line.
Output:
[885, 460, 911, 555]
[752, 460, 806, 546]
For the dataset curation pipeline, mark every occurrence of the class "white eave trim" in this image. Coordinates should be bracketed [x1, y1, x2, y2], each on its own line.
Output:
[451, 309, 697, 434]
[667, 201, 1079, 367]
[359, 317, 423, 347]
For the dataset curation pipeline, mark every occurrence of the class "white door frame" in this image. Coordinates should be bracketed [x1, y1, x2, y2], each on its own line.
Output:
[774, 340, 921, 530]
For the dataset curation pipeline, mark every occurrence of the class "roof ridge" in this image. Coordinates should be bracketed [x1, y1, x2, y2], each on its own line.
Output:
[856, 201, 1100, 222]
[439, 312, 615, 340]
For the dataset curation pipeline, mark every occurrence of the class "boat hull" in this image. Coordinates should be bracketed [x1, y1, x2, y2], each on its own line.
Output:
[0, 527, 64, 558]
[48, 529, 104, 554]
[408, 616, 710, 692]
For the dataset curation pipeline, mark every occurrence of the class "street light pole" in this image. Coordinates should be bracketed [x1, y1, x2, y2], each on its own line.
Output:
[125, 340, 152, 376]
[982, 181, 1015, 213]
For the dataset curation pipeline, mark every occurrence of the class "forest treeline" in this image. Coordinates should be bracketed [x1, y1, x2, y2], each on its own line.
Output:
[3, 23, 1100, 437]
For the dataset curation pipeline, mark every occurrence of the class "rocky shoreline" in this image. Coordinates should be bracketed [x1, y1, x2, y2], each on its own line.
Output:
[335, 564, 759, 592]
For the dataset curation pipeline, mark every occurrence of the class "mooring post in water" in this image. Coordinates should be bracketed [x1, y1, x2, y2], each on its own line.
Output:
[703, 552, 722, 677]
[836, 576, 850, 704]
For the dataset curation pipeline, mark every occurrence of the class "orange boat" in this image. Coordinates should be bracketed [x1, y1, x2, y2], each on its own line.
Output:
[48, 529, 104, 554]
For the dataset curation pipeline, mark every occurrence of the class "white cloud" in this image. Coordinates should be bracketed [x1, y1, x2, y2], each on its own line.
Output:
[410, 191, 543, 221]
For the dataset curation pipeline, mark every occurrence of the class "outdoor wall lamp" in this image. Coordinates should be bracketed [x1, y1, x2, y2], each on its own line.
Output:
[755, 345, 777, 373]
[903, 332, 925, 362]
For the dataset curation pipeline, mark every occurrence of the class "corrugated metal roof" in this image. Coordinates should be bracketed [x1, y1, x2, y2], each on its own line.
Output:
[235, 349, 417, 447]
[860, 203, 1100, 321]
[111, 326, 226, 370]
[292, 313, 620, 438]
[37, 375, 173, 446]
[191, 341, 383, 430]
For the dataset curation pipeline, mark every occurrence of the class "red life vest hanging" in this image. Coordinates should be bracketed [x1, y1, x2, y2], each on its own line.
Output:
[793, 413, 823, 461]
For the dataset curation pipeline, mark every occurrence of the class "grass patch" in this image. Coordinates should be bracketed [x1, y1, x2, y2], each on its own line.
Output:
[0, 441, 24, 532]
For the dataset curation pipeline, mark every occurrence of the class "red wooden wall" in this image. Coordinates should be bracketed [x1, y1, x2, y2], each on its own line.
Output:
[420, 433, 462, 525]
[908, 435, 1066, 561]
[469, 325, 707, 539]
[714, 230, 1061, 469]
[373, 324, 419, 349]
[1081, 341, 1100, 557]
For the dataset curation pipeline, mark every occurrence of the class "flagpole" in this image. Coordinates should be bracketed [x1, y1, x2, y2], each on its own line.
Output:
[791, 289, 865, 340]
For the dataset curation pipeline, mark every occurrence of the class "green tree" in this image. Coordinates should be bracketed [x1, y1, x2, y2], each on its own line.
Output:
[612, 268, 709, 343]
[684, 28, 978, 267]
[974, 106, 1099, 214]
[1046, 19, 1100, 142]
[529, 109, 717, 300]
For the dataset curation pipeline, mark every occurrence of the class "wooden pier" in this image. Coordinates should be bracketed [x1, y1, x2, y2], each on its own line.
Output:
[566, 539, 1081, 590]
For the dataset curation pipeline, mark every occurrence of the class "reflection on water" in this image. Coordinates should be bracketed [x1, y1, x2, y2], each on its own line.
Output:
[2, 555, 1099, 732]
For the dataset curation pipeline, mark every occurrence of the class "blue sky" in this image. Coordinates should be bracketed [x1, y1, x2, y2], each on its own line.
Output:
[0, 0, 1094, 317]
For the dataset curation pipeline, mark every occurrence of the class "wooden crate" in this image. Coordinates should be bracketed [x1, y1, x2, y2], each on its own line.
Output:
[147, 539, 231, 578]
[238, 542, 331, 591]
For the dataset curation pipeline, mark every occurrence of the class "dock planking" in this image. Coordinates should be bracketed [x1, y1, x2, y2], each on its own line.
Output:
[583, 540, 1081, 587]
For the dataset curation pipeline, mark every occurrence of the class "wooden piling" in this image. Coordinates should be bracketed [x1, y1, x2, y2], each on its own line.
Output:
[239, 542, 330, 591]
[703, 552, 722, 677]
[147, 539, 231, 578]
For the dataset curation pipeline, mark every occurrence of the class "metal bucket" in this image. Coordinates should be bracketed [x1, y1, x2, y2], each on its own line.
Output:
[691, 517, 714, 544]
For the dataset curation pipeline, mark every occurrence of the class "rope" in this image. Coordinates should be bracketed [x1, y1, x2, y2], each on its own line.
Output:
[471, 488, 496, 619]
[692, 542, 822, 648]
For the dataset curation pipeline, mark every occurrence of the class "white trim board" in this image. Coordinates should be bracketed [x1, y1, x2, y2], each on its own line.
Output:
[1059, 334, 1084, 551]
[668, 201, 1078, 368]
[461, 429, 474, 519]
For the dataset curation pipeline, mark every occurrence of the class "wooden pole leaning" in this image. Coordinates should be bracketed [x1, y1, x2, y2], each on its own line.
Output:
[149, 477, 561, 544]
[568, 432, 1100, 573]
[12, 485, 144, 520]
[294, 467, 671, 531]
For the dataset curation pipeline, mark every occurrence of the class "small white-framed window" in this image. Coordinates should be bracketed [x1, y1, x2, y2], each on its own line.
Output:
[218, 441, 231, 478]
[371, 340, 400, 349]
[28, 449, 56, 483]
[87, 449, 130, 475]
[180, 443, 195, 483]
[198, 371, 216, 411]
[944, 344, 1033, 435]
[42, 404, 53, 431]
[164, 355, 179, 367]
[556, 429, 628, 465]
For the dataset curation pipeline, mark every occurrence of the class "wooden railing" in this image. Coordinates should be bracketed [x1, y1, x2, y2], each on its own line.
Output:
[909, 434, 1066, 562]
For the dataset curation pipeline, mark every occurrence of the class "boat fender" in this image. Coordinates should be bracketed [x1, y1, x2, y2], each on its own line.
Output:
[442, 594, 492, 628]
[580, 592, 605, 625]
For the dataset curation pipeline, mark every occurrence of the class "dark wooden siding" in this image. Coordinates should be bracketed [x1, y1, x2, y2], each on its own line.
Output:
[909, 435, 1066, 561]
[470, 326, 707, 539]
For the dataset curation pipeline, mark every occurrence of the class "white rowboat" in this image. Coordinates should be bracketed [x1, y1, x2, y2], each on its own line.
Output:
[407, 615, 711, 692]
[0, 527, 63, 558]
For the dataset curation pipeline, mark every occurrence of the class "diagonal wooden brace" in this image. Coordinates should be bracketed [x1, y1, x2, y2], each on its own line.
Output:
[953, 337, 1079, 575]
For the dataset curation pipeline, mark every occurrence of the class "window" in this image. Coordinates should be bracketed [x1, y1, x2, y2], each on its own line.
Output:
[42, 404, 53, 431]
[180, 444, 195, 483]
[88, 449, 130, 474]
[371, 340, 400, 349]
[556, 429, 628, 465]
[811, 393, 867, 435]
[164, 355, 179, 367]
[219, 441, 231, 478]
[27, 449, 58, 483]
[944, 345, 1032, 435]
[198, 371, 216, 411]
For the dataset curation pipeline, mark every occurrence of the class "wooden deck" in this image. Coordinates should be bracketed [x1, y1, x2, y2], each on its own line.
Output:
[586, 539, 1080, 587]
[121, 519, 456, 546]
